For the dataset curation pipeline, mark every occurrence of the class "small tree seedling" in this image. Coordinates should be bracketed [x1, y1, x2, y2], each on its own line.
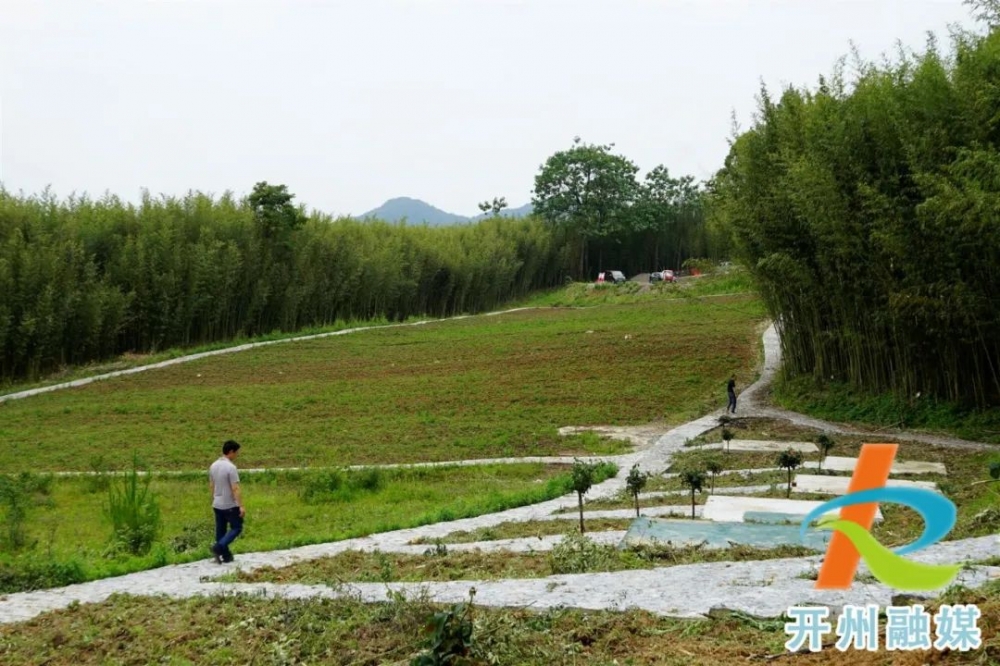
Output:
[721, 428, 735, 455]
[705, 457, 724, 494]
[571, 459, 598, 533]
[625, 463, 650, 517]
[816, 434, 835, 470]
[679, 468, 707, 519]
[778, 448, 804, 498]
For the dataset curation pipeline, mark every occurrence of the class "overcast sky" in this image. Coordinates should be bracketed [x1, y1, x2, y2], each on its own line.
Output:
[0, 1, 981, 218]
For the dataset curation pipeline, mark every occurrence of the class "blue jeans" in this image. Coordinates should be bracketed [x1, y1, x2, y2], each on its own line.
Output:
[728, 391, 737, 413]
[214, 507, 243, 560]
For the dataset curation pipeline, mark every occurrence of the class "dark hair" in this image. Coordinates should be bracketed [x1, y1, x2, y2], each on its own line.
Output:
[222, 440, 241, 455]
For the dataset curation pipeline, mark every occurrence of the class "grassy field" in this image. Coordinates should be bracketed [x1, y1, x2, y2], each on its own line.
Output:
[0, 581, 995, 665]
[0, 294, 766, 473]
[0, 462, 616, 594]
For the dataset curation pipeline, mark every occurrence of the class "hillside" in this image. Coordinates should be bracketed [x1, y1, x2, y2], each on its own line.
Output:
[359, 197, 533, 225]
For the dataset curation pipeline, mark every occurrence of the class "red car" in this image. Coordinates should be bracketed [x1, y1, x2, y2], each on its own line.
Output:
[651, 270, 676, 283]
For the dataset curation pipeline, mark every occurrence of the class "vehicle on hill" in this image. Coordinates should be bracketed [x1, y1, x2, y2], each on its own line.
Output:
[597, 270, 627, 284]
[650, 270, 676, 283]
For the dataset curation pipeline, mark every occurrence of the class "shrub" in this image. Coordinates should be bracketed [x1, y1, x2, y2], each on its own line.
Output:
[105, 454, 161, 556]
[548, 532, 619, 574]
[0, 557, 87, 594]
[169, 521, 216, 554]
[0, 473, 53, 552]
[411, 590, 477, 665]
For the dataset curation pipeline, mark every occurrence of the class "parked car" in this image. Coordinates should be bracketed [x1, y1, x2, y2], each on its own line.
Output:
[597, 270, 627, 284]
[650, 270, 676, 283]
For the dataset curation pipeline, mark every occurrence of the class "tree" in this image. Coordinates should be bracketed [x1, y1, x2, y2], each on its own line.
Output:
[625, 463, 650, 517]
[778, 449, 804, 498]
[571, 459, 598, 533]
[721, 428, 735, 455]
[816, 434, 835, 470]
[248, 182, 305, 240]
[705, 457, 724, 494]
[531, 137, 640, 278]
[477, 197, 508, 217]
[679, 468, 707, 519]
[965, 0, 1000, 27]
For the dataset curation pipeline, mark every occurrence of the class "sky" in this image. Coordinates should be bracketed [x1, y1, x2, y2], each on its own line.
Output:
[0, 0, 983, 218]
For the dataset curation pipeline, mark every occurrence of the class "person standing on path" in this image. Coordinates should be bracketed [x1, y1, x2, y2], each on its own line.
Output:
[209, 440, 245, 563]
[727, 374, 738, 414]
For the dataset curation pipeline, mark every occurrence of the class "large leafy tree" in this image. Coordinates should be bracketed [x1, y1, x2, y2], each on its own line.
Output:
[531, 137, 639, 278]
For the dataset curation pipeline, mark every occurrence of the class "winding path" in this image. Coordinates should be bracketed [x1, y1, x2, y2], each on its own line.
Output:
[1, 323, 997, 626]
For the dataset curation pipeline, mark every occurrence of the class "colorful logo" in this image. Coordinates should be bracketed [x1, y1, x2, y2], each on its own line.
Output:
[800, 443, 962, 592]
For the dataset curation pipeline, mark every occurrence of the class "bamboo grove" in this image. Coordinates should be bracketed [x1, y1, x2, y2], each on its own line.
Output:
[0, 184, 565, 382]
[710, 24, 1000, 407]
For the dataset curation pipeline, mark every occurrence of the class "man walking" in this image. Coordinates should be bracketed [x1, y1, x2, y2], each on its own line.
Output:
[727, 374, 738, 414]
[209, 440, 245, 563]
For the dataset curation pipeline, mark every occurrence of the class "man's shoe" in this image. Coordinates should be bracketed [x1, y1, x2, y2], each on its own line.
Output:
[210, 544, 223, 564]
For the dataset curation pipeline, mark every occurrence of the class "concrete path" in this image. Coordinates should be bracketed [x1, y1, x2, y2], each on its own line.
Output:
[1, 322, 997, 626]
[0, 307, 546, 405]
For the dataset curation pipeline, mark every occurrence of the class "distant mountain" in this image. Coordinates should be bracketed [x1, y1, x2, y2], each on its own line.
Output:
[357, 197, 533, 226]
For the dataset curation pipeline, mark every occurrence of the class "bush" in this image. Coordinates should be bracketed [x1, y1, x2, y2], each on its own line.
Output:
[0, 473, 53, 552]
[0, 557, 87, 594]
[170, 521, 216, 554]
[300, 468, 387, 504]
[105, 454, 161, 556]
[548, 532, 619, 574]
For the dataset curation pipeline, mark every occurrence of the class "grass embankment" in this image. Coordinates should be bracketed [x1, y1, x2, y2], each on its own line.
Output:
[225, 535, 814, 584]
[1, 581, 996, 665]
[516, 269, 755, 308]
[408, 518, 634, 544]
[0, 293, 765, 473]
[773, 375, 1000, 446]
[0, 462, 616, 595]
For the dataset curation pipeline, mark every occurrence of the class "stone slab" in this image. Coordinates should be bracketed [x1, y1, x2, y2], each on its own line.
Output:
[697, 440, 819, 453]
[622, 517, 831, 551]
[701, 494, 883, 523]
[820, 456, 947, 476]
[793, 474, 938, 496]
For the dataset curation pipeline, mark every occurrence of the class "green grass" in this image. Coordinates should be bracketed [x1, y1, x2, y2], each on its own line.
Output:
[0, 295, 766, 472]
[0, 315, 410, 396]
[1, 580, 996, 665]
[0, 462, 616, 594]
[774, 374, 1000, 445]
[408, 517, 634, 544]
